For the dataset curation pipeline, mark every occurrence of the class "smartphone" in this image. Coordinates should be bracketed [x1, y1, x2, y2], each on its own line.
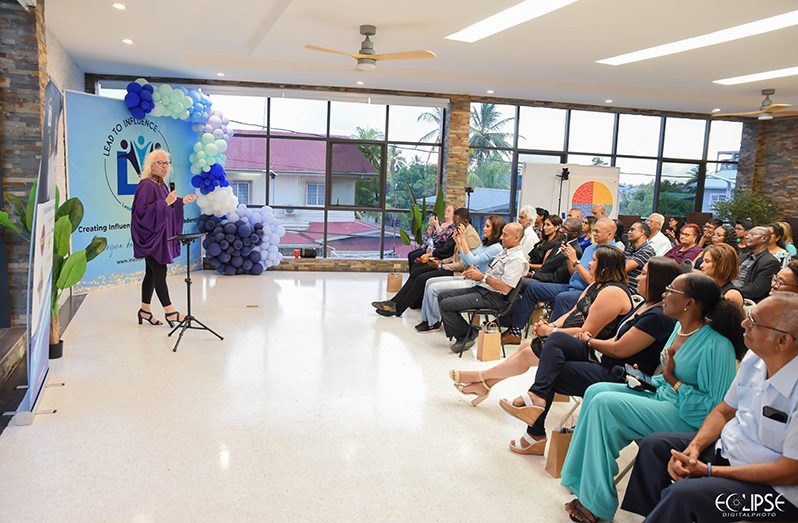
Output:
[625, 364, 656, 392]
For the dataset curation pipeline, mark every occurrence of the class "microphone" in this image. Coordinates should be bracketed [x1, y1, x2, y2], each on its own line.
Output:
[169, 182, 176, 207]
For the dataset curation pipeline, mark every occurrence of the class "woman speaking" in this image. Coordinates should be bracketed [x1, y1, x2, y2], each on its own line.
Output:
[131, 149, 197, 326]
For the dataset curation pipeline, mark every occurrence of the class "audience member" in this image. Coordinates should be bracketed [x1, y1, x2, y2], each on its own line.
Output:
[698, 218, 724, 248]
[406, 205, 455, 268]
[664, 223, 702, 264]
[621, 293, 798, 523]
[517, 205, 541, 260]
[591, 204, 607, 219]
[528, 218, 583, 285]
[779, 221, 796, 256]
[734, 226, 781, 303]
[534, 207, 549, 238]
[614, 219, 626, 250]
[646, 213, 673, 256]
[567, 208, 583, 222]
[772, 260, 798, 295]
[664, 217, 685, 244]
[560, 273, 745, 523]
[577, 216, 597, 251]
[414, 215, 505, 332]
[694, 223, 737, 270]
[767, 222, 791, 268]
[450, 245, 633, 409]
[700, 243, 744, 306]
[735, 219, 754, 251]
[624, 221, 656, 294]
[495, 257, 680, 455]
[528, 215, 563, 271]
[372, 208, 479, 316]
[438, 223, 527, 353]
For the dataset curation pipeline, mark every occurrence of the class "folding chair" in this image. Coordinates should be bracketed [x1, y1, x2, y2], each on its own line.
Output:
[459, 280, 526, 358]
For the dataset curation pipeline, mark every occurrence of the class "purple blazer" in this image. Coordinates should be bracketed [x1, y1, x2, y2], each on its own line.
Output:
[131, 178, 184, 265]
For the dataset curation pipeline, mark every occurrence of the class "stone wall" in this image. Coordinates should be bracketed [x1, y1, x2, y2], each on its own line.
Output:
[443, 96, 470, 209]
[738, 117, 798, 219]
[0, 0, 46, 326]
[270, 258, 408, 273]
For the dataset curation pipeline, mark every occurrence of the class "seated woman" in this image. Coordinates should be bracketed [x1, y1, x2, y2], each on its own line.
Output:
[405, 205, 455, 268]
[415, 215, 505, 332]
[767, 222, 792, 268]
[664, 223, 702, 264]
[772, 260, 798, 294]
[449, 245, 633, 406]
[558, 273, 746, 523]
[699, 243, 744, 306]
[498, 257, 683, 455]
[577, 216, 596, 251]
[779, 221, 796, 256]
[528, 215, 563, 272]
[693, 223, 736, 270]
[372, 207, 480, 317]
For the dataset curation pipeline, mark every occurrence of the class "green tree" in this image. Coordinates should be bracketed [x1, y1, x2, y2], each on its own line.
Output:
[592, 157, 607, 166]
[469, 103, 514, 166]
[416, 108, 443, 143]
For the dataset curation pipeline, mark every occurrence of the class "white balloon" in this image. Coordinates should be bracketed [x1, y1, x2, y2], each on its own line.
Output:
[227, 212, 239, 222]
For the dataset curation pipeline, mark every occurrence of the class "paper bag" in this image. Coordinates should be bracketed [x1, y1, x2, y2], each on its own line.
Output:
[386, 273, 402, 293]
[477, 321, 501, 361]
[545, 428, 573, 478]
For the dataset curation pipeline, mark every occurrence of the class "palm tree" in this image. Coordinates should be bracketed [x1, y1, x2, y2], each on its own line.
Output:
[469, 103, 515, 166]
[416, 108, 443, 143]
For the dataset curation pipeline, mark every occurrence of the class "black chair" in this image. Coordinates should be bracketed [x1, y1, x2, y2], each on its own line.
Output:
[459, 280, 526, 358]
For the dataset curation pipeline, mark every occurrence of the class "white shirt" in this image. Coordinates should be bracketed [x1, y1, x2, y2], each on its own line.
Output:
[477, 245, 528, 295]
[649, 231, 672, 257]
[719, 351, 798, 507]
[520, 226, 540, 261]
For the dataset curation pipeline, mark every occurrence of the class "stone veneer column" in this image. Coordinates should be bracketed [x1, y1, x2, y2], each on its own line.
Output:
[443, 95, 470, 208]
[737, 118, 798, 219]
[0, 0, 47, 326]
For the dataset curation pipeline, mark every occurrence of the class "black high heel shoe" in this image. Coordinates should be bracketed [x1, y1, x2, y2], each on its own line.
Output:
[138, 308, 163, 326]
[165, 311, 184, 328]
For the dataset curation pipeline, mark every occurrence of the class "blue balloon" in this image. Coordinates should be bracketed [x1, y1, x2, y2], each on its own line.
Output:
[140, 90, 152, 101]
[242, 238, 251, 246]
[250, 263, 264, 275]
[142, 83, 154, 93]
[241, 246, 252, 256]
[242, 259, 253, 271]
[210, 259, 221, 269]
[230, 256, 243, 268]
[250, 234, 259, 243]
[219, 240, 229, 250]
[208, 219, 218, 229]
[214, 232, 224, 242]
[223, 223, 237, 234]
[237, 225, 251, 238]
[200, 188, 209, 195]
[233, 240, 243, 250]
[207, 243, 222, 257]
[213, 226, 223, 235]
[124, 92, 141, 107]
[218, 252, 231, 263]
[225, 233, 235, 242]
[216, 266, 227, 274]
[225, 266, 236, 276]
[220, 179, 229, 187]
[127, 82, 142, 93]
[191, 176, 203, 188]
[249, 251, 262, 263]
[131, 108, 145, 120]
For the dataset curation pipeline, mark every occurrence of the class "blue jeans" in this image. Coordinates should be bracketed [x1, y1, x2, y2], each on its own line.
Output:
[509, 280, 570, 328]
[421, 276, 471, 325]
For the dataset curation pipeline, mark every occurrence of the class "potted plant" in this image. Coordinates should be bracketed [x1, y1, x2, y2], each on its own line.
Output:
[399, 184, 446, 246]
[1, 186, 107, 358]
[712, 188, 782, 224]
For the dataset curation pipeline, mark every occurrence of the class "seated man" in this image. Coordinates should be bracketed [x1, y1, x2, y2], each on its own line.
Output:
[734, 226, 781, 303]
[438, 222, 527, 353]
[567, 207, 583, 222]
[624, 221, 656, 295]
[621, 292, 798, 523]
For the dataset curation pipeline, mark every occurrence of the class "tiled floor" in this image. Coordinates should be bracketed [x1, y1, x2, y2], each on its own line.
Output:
[0, 271, 642, 522]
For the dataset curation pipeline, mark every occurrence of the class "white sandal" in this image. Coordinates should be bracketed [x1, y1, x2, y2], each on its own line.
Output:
[499, 392, 545, 425]
[508, 432, 547, 455]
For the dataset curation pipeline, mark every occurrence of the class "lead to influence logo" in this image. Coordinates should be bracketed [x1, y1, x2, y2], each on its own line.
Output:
[715, 492, 786, 518]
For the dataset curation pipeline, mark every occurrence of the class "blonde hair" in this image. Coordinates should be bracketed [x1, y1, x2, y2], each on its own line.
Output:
[139, 149, 170, 183]
[779, 221, 794, 245]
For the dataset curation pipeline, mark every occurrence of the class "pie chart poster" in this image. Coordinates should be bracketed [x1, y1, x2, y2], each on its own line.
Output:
[567, 165, 620, 219]
[65, 91, 200, 292]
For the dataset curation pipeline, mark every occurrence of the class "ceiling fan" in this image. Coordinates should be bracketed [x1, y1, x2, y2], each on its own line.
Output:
[713, 89, 798, 120]
[306, 24, 436, 71]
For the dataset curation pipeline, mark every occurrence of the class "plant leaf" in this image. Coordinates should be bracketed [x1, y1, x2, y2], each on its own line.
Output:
[24, 182, 37, 233]
[84, 236, 108, 262]
[0, 211, 20, 234]
[55, 185, 60, 212]
[53, 216, 72, 257]
[51, 255, 63, 304]
[433, 189, 446, 221]
[56, 250, 87, 290]
[399, 229, 411, 246]
[6, 194, 26, 225]
[56, 198, 84, 232]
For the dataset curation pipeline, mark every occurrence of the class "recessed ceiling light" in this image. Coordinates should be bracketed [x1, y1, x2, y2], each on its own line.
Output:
[122, 39, 134, 45]
[597, 9, 798, 66]
[216, 72, 225, 77]
[486, 89, 494, 94]
[713, 65, 798, 85]
[605, 99, 613, 103]
[446, 0, 579, 43]
[712, 108, 721, 113]
[111, 3, 126, 10]
[356, 81, 364, 85]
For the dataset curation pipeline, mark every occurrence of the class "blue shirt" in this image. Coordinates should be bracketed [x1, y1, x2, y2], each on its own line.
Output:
[568, 241, 622, 291]
[459, 242, 502, 273]
[719, 351, 798, 507]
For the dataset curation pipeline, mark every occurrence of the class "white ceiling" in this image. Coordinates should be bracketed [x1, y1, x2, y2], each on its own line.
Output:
[46, 0, 798, 114]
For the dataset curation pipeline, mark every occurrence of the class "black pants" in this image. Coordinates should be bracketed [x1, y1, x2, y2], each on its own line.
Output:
[141, 255, 172, 307]
[407, 247, 426, 268]
[439, 286, 507, 341]
[622, 432, 798, 522]
[391, 264, 454, 314]
[526, 332, 620, 436]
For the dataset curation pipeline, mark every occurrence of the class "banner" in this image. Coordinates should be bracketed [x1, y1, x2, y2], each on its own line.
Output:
[519, 163, 620, 218]
[64, 91, 200, 292]
[567, 165, 620, 219]
[18, 80, 61, 419]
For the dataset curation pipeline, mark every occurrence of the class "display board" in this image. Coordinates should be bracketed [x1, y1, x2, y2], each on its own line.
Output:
[519, 162, 620, 219]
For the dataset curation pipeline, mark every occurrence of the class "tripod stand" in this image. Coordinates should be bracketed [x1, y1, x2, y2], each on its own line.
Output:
[167, 232, 223, 352]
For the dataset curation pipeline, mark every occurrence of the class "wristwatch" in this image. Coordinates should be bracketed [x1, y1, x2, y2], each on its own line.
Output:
[481, 274, 488, 284]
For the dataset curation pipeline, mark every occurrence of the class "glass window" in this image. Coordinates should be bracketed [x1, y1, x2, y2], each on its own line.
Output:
[616, 114, 661, 157]
[229, 182, 250, 205]
[517, 107, 566, 151]
[568, 110, 614, 154]
[658, 162, 699, 217]
[386, 145, 440, 210]
[617, 157, 657, 218]
[703, 161, 737, 213]
[469, 103, 516, 149]
[330, 142, 383, 207]
[325, 210, 382, 259]
[329, 101, 386, 138]
[206, 94, 267, 132]
[468, 149, 512, 216]
[567, 154, 611, 166]
[306, 183, 325, 206]
[268, 137, 325, 208]
[663, 117, 706, 160]
[707, 120, 742, 163]
[383, 211, 414, 258]
[388, 105, 443, 144]
[226, 135, 266, 206]
[269, 97, 327, 137]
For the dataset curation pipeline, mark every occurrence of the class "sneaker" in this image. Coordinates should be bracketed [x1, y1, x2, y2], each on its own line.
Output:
[450, 330, 478, 353]
[416, 321, 441, 332]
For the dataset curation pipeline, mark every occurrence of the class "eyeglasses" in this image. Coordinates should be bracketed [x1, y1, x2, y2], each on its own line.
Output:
[664, 286, 686, 296]
[156, 160, 171, 167]
[772, 275, 798, 289]
[746, 308, 792, 337]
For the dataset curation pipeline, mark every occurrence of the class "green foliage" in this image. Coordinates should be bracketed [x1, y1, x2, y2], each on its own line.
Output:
[53, 216, 72, 258]
[0, 211, 20, 235]
[619, 180, 696, 218]
[712, 188, 781, 224]
[56, 250, 87, 290]
[24, 182, 37, 233]
[55, 198, 84, 232]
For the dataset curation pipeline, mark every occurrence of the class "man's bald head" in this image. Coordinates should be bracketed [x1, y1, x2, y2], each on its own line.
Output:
[591, 205, 607, 218]
[768, 292, 798, 340]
